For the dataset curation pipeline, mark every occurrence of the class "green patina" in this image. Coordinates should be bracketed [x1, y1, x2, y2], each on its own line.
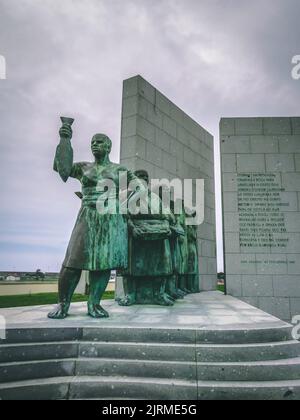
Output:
[118, 172, 200, 307]
[48, 117, 201, 320]
[48, 118, 140, 319]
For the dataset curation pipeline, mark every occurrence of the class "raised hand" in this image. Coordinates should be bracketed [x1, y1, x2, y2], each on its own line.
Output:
[56, 117, 74, 182]
[59, 124, 73, 140]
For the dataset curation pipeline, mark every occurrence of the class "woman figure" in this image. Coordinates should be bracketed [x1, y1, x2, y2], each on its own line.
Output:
[118, 170, 174, 306]
[48, 122, 139, 319]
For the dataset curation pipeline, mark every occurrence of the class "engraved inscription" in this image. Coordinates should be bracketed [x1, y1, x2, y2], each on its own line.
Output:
[237, 173, 289, 249]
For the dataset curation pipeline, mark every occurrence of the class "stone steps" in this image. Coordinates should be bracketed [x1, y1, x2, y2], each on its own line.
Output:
[76, 358, 196, 380]
[0, 341, 195, 363]
[70, 376, 197, 400]
[197, 380, 300, 400]
[198, 358, 300, 381]
[0, 342, 79, 363]
[1, 375, 300, 400]
[0, 376, 71, 400]
[0, 359, 77, 383]
[2, 339, 299, 364]
[0, 324, 299, 400]
[0, 376, 197, 400]
[2, 356, 300, 384]
[0, 357, 196, 382]
[196, 341, 300, 362]
[80, 341, 195, 362]
[196, 326, 293, 344]
[1, 325, 293, 345]
[76, 398, 150, 400]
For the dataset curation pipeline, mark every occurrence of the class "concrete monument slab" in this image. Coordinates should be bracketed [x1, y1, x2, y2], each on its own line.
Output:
[120, 76, 217, 291]
[221, 117, 300, 322]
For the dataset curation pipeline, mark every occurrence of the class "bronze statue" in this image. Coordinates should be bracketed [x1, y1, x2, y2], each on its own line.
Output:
[166, 200, 186, 300]
[186, 224, 200, 293]
[48, 117, 140, 319]
[118, 170, 174, 306]
[171, 201, 190, 296]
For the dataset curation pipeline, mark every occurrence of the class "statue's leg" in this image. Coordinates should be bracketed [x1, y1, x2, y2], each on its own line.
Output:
[166, 292, 176, 302]
[153, 278, 174, 306]
[176, 275, 187, 297]
[136, 277, 153, 304]
[179, 274, 191, 294]
[191, 274, 200, 293]
[185, 275, 192, 293]
[172, 273, 185, 298]
[185, 274, 193, 293]
[187, 274, 193, 292]
[166, 275, 183, 300]
[164, 277, 176, 302]
[118, 276, 136, 306]
[87, 270, 111, 318]
[162, 279, 175, 305]
[48, 266, 82, 319]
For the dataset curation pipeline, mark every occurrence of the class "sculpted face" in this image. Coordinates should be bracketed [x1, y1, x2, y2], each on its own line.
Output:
[91, 134, 112, 158]
[135, 170, 149, 185]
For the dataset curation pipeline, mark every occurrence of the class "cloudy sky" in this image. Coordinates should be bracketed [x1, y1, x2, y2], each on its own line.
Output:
[0, 0, 299, 272]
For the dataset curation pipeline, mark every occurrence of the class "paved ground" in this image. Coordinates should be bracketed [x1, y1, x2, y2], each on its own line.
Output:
[0, 291, 290, 330]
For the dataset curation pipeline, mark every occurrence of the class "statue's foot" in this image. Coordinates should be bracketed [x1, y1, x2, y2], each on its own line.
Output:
[168, 290, 184, 300]
[47, 303, 69, 319]
[118, 295, 136, 306]
[174, 292, 184, 299]
[166, 293, 176, 302]
[88, 303, 109, 318]
[177, 288, 187, 296]
[154, 294, 174, 306]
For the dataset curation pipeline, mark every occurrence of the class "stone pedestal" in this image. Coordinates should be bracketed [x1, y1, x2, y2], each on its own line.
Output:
[0, 292, 299, 400]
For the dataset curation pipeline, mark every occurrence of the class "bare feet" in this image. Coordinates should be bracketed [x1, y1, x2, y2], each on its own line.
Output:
[166, 293, 176, 302]
[47, 303, 69, 319]
[118, 295, 136, 306]
[171, 291, 184, 300]
[177, 288, 187, 297]
[87, 303, 109, 318]
[154, 293, 174, 306]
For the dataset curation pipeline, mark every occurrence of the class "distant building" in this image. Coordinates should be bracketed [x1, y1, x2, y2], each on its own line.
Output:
[5, 276, 20, 281]
[0, 271, 59, 282]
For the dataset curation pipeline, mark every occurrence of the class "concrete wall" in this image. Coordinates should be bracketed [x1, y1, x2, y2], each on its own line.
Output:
[221, 117, 300, 321]
[120, 75, 217, 290]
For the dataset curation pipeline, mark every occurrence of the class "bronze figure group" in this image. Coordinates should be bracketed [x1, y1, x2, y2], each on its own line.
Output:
[48, 118, 200, 319]
[118, 169, 200, 307]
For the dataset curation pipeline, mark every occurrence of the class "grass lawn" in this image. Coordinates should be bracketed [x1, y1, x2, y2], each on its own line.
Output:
[0, 284, 225, 309]
[217, 284, 225, 293]
[0, 291, 115, 309]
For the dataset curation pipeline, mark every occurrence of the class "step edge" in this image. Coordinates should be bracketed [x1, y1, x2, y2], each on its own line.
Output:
[0, 375, 197, 388]
[0, 357, 195, 367]
[197, 357, 300, 367]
